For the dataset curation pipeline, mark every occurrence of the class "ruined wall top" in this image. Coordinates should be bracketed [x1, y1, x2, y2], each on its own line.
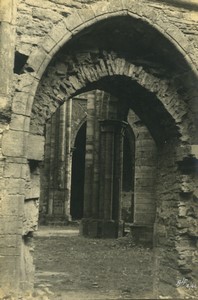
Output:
[16, 0, 198, 57]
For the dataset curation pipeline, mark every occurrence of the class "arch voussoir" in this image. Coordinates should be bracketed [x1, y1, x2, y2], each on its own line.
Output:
[107, 0, 125, 13]
[64, 13, 84, 31]
[165, 25, 192, 54]
[25, 47, 49, 74]
[42, 29, 72, 56]
[79, 65, 95, 83]
[122, 0, 136, 10]
[75, 8, 96, 24]
[48, 20, 71, 44]
[68, 75, 84, 91]
[91, 2, 111, 18]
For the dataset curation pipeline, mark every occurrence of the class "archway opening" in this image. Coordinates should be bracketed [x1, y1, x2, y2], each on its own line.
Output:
[27, 8, 197, 299]
[70, 121, 87, 220]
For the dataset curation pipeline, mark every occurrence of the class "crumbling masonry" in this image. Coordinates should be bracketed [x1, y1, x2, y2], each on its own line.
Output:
[0, 0, 198, 298]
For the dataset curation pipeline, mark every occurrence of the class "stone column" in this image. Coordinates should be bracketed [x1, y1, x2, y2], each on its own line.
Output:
[0, 1, 22, 295]
[39, 121, 51, 222]
[98, 120, 127, 238]
[112, 122, 126, 222]
[45, 99, 72, 224]
[81, 117, 127, 238]
[82, 93, 95, 219]
[80, 92, 101, 236]
[47, 111, 57, 218]
[64, 99, 72, 220]
[99, 121, 115, 220]
[91, 91, 101, 219]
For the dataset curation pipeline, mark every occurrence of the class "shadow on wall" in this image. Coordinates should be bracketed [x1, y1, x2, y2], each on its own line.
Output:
[149, 0, 198, 11]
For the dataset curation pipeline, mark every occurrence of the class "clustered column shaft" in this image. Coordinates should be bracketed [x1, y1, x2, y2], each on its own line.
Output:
[81, 91, 127, 238]
[44, 100, 72, 224]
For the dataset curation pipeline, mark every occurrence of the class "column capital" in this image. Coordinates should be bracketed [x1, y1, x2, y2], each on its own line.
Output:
[99, 119, 128, 133]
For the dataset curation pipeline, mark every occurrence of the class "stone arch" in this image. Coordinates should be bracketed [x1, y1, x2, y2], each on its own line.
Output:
[30, 51, 192, 146]
[13, 0, 198, 141]
[25, 0, 198, 79]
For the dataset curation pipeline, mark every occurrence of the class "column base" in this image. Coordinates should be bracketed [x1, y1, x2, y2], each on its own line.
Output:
[130, 223, 153, 247]
[80, 218, 124, 238]
[43, 215, 69, 226]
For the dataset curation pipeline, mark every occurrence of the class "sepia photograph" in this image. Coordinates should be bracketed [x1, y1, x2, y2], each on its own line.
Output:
[0, 0, 198, 299]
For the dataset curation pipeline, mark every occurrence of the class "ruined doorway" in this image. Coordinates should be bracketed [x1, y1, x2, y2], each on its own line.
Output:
[70, 122, 87, 220]
[15, 3, 198, 297]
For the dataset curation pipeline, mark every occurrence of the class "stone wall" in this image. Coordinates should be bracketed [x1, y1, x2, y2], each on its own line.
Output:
[128, 110, 157, 225]
[0, 0, 22, 296]
[0, 0, 198, 298]
[128, 109, 157, 245]
[15, 0, 198, 60]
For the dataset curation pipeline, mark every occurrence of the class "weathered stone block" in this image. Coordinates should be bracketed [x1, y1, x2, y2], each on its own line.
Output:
[49, 20, 71, 43]
[23, 198, 39, 235]
[136, 203, 155, 213]
[0, 96, 11, 122]
[1, 195, 24, 216]
[16, 73, 35, 93]
[10, 114, 30, 132]
[180, 175, 194, 194]
[101, 220, 121, 238]
[0, 216, 22, 234]
[6, 157, 27, 164]
[107, 0, 124, 13]
[0, 255, 20, 289]
[92, 2, 110, 17]
[0, 0, 16, 23]
[28, 185, 40, 206]
[165, 24, 191, 53]
[26, 46, 49, 73]
[134, 212, 155, 224]
[5, 177, 26, 195]
[135, 193, 155, 204]
[0, 22, 15, 100]
[76, 8, 95, 23]
[0, 235, 20, 256]
[27, 134, 44, 161]
[191, 145, 198, 158]
[80, 218, 98, 238]
[32, 7, 62, 23]
[25, 0, 54, 9]
[65, 13, 83, 31]
[178, 205, 187, 217]
[68, 75, 83, 90]
[80, 218, 124, 238]
[130, 224, 153, 246]
[4, 162, 22, 178]
[12, 92, 29, 116]
[42, 35, 57, 53]
[2, 130, 27, 157]
[20, 236, 35, 291]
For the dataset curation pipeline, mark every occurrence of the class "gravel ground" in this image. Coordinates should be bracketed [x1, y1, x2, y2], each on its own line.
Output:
[33, 226, 154, 300]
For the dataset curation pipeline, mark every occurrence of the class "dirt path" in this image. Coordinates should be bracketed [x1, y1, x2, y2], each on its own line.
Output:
[34, 226, 154, 300]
